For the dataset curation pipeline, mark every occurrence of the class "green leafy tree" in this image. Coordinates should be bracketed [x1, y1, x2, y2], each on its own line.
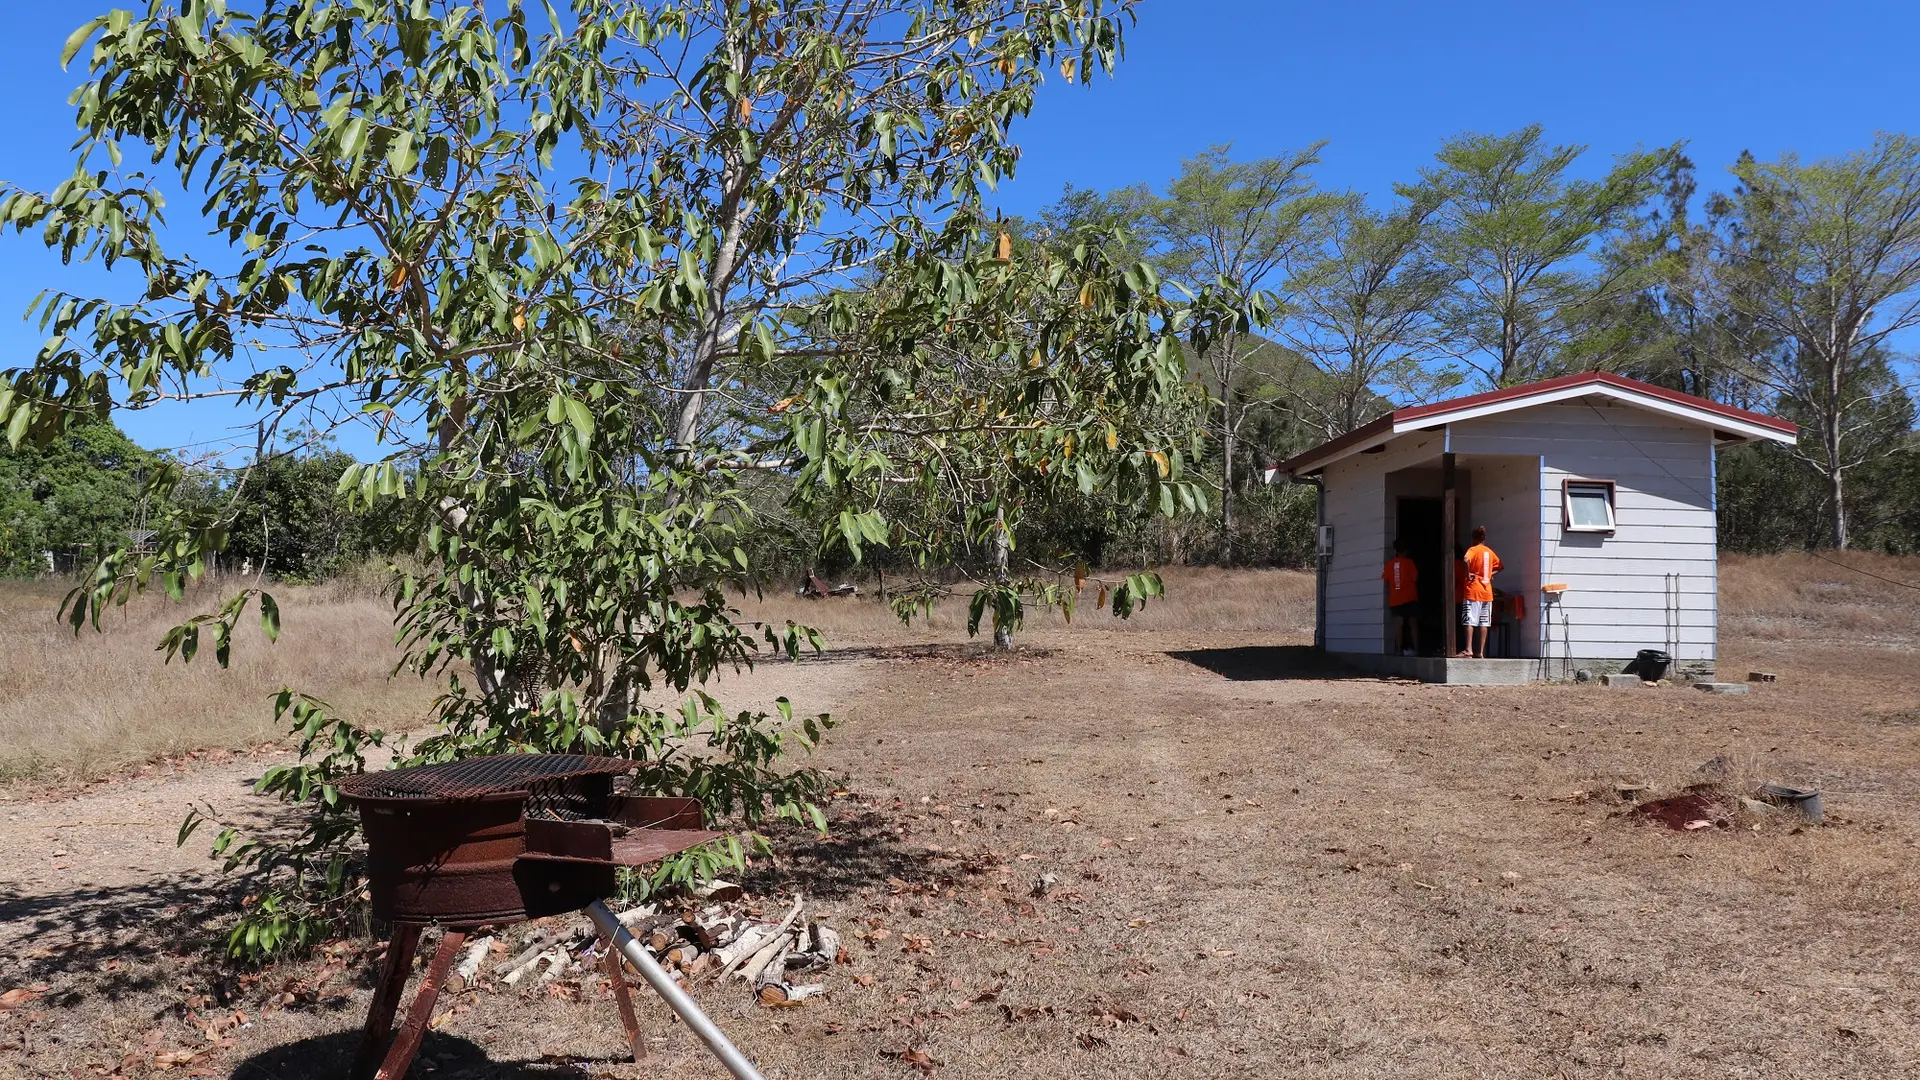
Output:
[1702, 135, 1920, 549]
[219, 439, 414, 581]
[796, 219, 1219, 647]
[0, 421, 154, 575]
[1411, 125, 1679, 386]
[1278, 190, 1459, 439]
[1138, 145, 1334, 560]
[0, 0, 1208, 955]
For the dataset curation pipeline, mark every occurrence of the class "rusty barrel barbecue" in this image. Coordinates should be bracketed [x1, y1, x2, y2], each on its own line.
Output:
[339, 752, 716, 925]
[335, 753, 765, 1080]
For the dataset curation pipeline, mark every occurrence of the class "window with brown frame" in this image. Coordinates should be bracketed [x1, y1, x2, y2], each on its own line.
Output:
[1563, 479, 1617, 532]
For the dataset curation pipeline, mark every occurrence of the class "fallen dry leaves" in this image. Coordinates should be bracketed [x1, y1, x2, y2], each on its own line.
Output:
[0, 986, 46, 1009]
[881, 1046, 940, 1073]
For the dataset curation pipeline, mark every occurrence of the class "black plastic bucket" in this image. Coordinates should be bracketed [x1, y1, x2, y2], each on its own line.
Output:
[1756, 783, 1825, 824]
[1626, 649, 1672, 681]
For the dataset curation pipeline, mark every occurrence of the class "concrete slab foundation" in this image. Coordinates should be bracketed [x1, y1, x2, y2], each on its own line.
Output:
[1335, 653, 1542, 685]
[1335, 652, 1717, 686]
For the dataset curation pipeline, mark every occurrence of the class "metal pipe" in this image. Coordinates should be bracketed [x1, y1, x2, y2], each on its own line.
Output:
[585, 900, 767, 1080]
[1301, 474, 1326, 652]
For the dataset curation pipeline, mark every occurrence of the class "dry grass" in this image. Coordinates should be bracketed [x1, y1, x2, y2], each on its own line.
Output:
[0, 578, 436, 786]
[732, 566, 1317, 645]
[1, 552, 1896, 787]
[4, 553, 1919, 1080]
[1720, 551, 1920, 645]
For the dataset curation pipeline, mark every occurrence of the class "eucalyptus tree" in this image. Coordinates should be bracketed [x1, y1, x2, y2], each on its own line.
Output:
[1142, 144, 1333, 557]
[1704, 135, 1920, 549]
[1278, 191, 1457, 440]
[0, 0, 1215, 956]
[1410, 125, 1678, 386]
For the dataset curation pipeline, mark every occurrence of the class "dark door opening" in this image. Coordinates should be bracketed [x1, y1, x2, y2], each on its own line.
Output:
[1395, 497, 1444, 655]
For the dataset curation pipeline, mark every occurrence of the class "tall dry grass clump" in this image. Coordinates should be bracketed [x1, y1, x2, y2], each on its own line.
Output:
[732, 565, 1317, 643]
[1721, 551, 1920, 644]
[0, 578, 435, 786]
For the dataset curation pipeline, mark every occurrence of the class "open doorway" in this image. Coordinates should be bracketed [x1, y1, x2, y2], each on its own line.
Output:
[1395, 497, 1445, 655]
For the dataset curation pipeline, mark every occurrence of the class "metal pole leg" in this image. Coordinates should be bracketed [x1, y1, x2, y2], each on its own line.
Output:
[602, 938, 648, 1063]
[585, 901, 767, 1080]
[374, 928, 467, 1080]
[352, 924, 422, 1080]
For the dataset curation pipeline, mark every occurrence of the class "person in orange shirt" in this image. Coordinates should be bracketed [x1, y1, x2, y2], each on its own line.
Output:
[1460, 526, 1502, 658]
[1381, 538, 1420, 656]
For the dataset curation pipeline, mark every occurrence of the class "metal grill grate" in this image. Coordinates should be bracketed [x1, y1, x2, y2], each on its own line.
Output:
[336, 753, 634, 802]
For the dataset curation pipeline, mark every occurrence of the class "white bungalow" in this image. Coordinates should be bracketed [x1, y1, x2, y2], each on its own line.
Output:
[1279, 372, 1799, 684]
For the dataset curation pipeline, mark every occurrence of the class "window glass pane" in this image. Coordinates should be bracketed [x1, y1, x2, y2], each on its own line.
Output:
[1568, 487, 1612, 528]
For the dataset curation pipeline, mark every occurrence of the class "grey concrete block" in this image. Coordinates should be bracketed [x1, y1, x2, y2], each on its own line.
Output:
[1601, 673, 1645, 688]
[1694, 682, 1750, 695]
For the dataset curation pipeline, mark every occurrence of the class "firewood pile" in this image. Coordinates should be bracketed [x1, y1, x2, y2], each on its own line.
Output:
[452, 885, 845, 1008]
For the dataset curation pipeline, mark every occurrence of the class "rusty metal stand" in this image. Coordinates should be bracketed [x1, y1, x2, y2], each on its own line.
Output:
[601, 938, 648, 1062]
[352, 924, 422, 1080]
[352, 927, 649, 1080]
[352, 926, 466, 1080]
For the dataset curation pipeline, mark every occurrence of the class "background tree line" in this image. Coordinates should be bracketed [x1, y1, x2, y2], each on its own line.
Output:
[1013, 126, 1920, 561]
[0, 429, 412, 580]
[10, 127, 1920, 583]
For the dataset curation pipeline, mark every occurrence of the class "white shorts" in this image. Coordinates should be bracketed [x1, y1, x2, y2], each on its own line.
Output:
[1461, 600, 1492, 627]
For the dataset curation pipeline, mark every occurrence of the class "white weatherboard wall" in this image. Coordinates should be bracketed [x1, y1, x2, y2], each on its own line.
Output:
[1457, 455, 1542, 659]
[1448, 401, 1718, 668]
[1321, 431, 1442, 653]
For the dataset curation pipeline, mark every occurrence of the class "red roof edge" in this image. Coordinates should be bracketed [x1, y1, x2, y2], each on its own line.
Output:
[1277, 413, 1396, 476]
[1280, 371, 1797, 477]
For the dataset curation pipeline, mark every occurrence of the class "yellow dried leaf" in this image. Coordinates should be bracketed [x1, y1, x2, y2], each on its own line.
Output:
[1150, 450, 1170, 478]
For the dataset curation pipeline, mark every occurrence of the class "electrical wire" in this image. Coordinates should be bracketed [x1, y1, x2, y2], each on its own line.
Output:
[1581, 401, 1719, 506]
[1574, 400, 1920, 591]
[1806, 549, 1920, 591]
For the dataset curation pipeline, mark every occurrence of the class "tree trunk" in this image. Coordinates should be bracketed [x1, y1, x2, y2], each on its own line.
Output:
[1830, 468, 1849, 550]
[1220, 392, 1235, 566]
[670, 40, 753, 454]
[1501, 315, 1516, 385]
[1826, 347, 1848, 550]
[992, 506, 1013, 649]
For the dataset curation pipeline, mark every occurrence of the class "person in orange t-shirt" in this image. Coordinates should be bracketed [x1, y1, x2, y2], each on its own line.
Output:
[1460, 526, 1503, 658]
[1381, 538, 1420, 655]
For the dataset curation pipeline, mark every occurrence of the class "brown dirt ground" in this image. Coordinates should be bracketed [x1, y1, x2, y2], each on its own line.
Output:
[4, 562, 1920, 1079]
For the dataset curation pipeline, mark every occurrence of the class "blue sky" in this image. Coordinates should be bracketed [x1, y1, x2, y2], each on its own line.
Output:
[2, 1, 1915, 457]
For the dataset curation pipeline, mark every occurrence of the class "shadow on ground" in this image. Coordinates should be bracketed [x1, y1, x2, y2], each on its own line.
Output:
[229, 1029, 623, 1079]
[0, 873, 246, 1001]
[798, 642, 1059, 665]
[1166, 645, 1375, 682]
[741, 806, 942, 900]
